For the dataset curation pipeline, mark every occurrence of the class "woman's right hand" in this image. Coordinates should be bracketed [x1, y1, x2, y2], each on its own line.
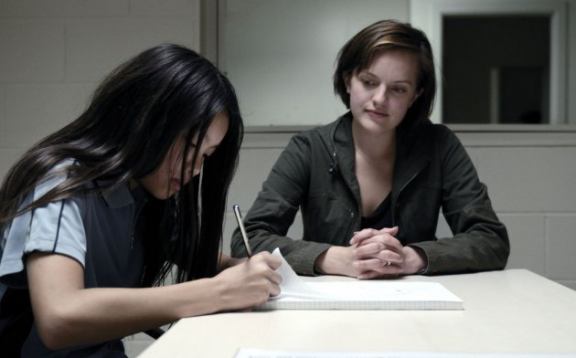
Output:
[350, 226, 404, 279]
[213, 252, 282, 311]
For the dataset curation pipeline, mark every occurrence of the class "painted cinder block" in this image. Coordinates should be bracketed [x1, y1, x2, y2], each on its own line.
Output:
[501, 214, 546, 276]
[0, 0, 129, 17]
[547, 215, 576, 280]
[3, 84, 92, 149]
[470, 146, 576, 213]
[66, 18, 199, 82]
[0, 20, 65, 82]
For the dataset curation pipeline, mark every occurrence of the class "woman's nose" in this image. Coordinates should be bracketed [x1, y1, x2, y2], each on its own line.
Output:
[372, 85, 387, 105]
[181, 149, 197, 179]
[191, 155, 204, 178]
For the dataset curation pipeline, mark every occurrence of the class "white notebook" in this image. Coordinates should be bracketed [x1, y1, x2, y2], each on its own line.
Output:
[254, 248, 463, 311]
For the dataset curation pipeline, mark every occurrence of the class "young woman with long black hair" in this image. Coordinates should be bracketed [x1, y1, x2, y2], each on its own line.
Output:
[0, 43, 281, 357]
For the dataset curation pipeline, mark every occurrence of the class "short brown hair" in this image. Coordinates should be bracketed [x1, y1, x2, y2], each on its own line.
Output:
[333, 19, 436, 123]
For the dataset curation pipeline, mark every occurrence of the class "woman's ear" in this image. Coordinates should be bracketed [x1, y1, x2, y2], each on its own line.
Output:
[343, 72, 352, 94]
[409, 88, 423, 107]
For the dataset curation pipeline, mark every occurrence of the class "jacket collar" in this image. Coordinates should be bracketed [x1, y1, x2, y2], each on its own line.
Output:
[326, 112, 434, 201]
[331, 113, 358, 193]
[392, 118, 434, 198]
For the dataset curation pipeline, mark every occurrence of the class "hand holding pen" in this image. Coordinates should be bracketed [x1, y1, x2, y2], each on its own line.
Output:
[207, 205, 281, 310]
[233, 204, 253, 257]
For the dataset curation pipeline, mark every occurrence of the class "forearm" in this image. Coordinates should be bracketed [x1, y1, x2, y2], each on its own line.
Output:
[29, 251, 282, 350]
[231, 138, 313, 262]
[267, 237, 332, 275]
[231, 228, 296, 257]
[436, 133, 510, 274]
[411, 230, 509, 274]
[232, 227, 332, 275]
[32, 278, 226, 350]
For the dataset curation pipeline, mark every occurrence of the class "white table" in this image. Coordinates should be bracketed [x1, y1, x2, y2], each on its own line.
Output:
[137, 269, 576, 358]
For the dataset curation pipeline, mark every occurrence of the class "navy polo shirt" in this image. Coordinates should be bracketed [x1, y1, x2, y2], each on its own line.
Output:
[0, 160, 148, 357]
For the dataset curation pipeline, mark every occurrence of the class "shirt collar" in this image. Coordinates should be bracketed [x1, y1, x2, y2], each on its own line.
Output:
[96, 180, 147, 208]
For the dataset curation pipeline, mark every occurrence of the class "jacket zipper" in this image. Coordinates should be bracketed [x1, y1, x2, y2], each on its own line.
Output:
[392, 157, 431, 227]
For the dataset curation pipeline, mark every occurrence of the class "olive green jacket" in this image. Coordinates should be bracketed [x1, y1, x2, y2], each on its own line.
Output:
[231, 113, 510, 275]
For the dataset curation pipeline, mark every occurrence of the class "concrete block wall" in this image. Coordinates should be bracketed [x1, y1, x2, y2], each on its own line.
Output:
[0, 0, 201, 177]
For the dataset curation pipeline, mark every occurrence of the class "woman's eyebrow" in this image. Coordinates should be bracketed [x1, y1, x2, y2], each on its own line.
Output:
[358, 70, 377, 77]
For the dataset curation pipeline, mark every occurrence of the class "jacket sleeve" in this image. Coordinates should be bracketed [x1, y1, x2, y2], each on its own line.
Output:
[411, 128, 510, 274]
[230, 134, 332, 275]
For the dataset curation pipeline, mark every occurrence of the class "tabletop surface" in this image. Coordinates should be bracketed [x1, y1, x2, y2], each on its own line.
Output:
[137, 269, 576, 358]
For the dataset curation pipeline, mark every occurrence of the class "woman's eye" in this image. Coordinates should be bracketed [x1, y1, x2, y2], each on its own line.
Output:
[392, 86, 407, 94]
[361, 79, 376, 87]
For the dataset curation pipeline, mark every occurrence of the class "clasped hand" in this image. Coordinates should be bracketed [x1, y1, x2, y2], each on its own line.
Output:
[349, 226, 403, 279]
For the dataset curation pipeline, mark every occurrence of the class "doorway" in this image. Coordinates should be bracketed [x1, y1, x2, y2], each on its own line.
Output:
[442, 16, 550, 124]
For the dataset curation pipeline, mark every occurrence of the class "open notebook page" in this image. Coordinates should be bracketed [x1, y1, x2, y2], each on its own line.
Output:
[260, 248, 463, 310]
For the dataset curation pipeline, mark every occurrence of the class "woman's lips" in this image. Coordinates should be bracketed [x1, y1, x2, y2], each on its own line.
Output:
[366, 109, 387, 118]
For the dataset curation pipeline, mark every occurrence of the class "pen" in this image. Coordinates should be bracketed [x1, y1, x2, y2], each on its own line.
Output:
[233, 204, 253, 258]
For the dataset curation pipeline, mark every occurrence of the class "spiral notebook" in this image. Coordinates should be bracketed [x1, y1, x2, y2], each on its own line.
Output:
[254, 248, 463, 311]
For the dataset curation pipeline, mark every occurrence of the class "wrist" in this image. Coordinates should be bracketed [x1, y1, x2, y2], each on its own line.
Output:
[170, 278, 225, 319]
[314, 246, 355, 277]
[402, 246, 427, 275]
[201, 276, 229, 314]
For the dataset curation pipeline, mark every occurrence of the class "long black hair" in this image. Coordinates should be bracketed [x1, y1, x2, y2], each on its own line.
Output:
[0, 43, 244, 286]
